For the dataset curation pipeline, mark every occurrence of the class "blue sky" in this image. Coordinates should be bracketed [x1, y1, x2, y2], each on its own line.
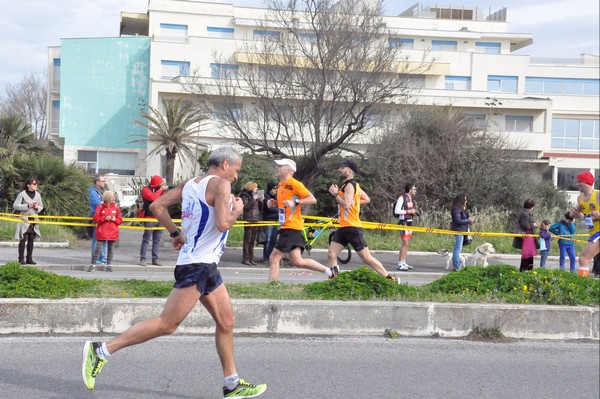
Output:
[0, 0, 598, 89]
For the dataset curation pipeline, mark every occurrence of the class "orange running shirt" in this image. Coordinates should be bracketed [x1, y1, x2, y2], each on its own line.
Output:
[338, 179, 362, 228]
[277, 177, 311, 230]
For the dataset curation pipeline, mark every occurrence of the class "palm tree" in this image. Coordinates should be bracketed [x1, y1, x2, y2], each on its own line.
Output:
[130, 98, 206, 186]
[0, 114, 35, 159]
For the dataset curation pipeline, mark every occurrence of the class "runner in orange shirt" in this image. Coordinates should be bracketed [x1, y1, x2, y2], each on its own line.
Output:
[328, 160, 398, 282]
[267, 158, 339, 282]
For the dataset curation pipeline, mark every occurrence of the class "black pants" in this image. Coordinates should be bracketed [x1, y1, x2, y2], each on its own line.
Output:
[593, 254, 600, 276]
[242, 226, 258, 263]
[519, 257, 534, 272]
[18, 232, 36, 262]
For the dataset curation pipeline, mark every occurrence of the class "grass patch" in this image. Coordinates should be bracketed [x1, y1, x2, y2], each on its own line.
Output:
[1, 263, 598, 306]
[467, 325, 505, 341]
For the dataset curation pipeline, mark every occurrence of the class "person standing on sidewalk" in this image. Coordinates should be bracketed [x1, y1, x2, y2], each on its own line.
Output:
[139, 175, 169, 266]
[549, 212, 577, 273]
[82, 146, 267, 398]
[88, 191, 122, 272]
[13, 177, 43, 265]
[88, 175, 108, 266]
[450, 193, 475, 272]
[262, 181, 279, 262]
[327, 160, 397, 282]
[395, 183, 418, 271]
[268, 158, 338, 282]
[570, 171, 599, 277]
[239, 181, 263, 266]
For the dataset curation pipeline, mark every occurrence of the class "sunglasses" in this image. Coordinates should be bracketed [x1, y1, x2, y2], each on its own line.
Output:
[30, 182, 38, 186]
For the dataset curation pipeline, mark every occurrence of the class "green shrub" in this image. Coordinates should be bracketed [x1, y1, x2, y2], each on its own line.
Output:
[423, 265, 600, 306]
[0, 262, 95, 299]
[304, 266, 418, 300]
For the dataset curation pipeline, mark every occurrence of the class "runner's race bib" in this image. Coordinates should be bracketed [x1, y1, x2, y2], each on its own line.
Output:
[584, 214, 594, 229]
[278, 208, 285, 225]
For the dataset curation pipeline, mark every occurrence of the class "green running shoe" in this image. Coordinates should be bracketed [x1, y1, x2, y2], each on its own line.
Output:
[82, 341, 107, 390]
[223, 379, 267, 398]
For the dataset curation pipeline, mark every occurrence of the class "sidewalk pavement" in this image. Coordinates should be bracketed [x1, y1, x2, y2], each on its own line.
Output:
[0, 234, 598, 341]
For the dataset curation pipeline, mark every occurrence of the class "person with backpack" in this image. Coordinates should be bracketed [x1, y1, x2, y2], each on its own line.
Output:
[394, 182, 419, 271]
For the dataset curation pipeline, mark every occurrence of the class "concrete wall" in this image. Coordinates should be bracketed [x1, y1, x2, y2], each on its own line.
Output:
[1, 299, 597, 340]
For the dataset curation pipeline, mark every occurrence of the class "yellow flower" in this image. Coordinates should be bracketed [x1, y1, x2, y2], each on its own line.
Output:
[523, 285, 528, 291]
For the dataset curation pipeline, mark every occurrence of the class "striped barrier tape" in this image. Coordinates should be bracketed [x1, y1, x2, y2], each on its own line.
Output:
[0, 212, 590, 243]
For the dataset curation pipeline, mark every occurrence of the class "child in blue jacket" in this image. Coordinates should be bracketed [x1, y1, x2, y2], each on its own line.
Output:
[539, 220, 552, 268]
[549, 212, 577, 272]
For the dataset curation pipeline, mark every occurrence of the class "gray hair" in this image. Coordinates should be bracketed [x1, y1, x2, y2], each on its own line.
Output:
[208, 146, 241, 167]
[102, 191, 115, 201]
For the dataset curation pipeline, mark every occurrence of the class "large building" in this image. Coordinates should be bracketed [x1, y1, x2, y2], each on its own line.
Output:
[47, 0, 599, 201]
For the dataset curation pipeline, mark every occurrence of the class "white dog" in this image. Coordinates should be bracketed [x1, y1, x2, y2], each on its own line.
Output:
[470, 243, 496, 267]
[439, 249, 467, 270]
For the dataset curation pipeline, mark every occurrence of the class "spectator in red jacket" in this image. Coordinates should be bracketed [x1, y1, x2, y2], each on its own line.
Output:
[139, 175, 169, 266]
[89, 191, 122, 272]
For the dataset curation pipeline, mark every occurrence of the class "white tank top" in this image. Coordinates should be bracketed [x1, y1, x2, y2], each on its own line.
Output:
[176, 175, 231, 265]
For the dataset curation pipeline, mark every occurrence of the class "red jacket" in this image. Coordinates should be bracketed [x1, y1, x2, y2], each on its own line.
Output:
[93, 202, 122, 241]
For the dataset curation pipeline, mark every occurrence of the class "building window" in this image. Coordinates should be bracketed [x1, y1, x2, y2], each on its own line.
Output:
[159, 23, 188, 42]
[210, 63, 239, 79]
[207, 26, 234, 39]
[212, 103, 244, 121]
[445, 76, 471, 90]
[432, 40, 457, 51]
[488, 75, 517, 93]
[299, 32, 319, 44]
[463, 113, 487, 129]
[51, 100, 60, 131]
[160, 60, 190, 78]
[475, 42, 501, 54]
[52, 59, 61, 90]
[557, 168, 592, 191]
[253, 30, 280, 41]
[77, 151, 136, 176]
[505, 115, 533, 132]
[552, 118, 600, 150]
[525, 77, 600, 95]
[389, 38, 414, 49]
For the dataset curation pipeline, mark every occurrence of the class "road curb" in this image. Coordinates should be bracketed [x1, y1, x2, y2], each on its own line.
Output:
[0, 298, 597, 341]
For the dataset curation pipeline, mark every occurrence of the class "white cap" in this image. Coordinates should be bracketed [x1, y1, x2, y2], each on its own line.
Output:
[274, 158, 297, 172]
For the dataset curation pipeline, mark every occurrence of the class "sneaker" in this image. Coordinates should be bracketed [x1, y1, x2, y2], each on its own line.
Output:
[88, 264, 95, 272]
[151, 259, 162, 266]
[223, 379, 267, 399]
[82, 341, 108, 390]
[139, 258, 147, 266]
[329, 265, 340, 279]
[397, 264, 410, 271]
[405, 263, 413, 270]
[105, 265, 113, 272]
[385, 274, 399, 283]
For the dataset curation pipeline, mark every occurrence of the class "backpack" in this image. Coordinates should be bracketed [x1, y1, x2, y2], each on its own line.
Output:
[392, 195, 403, 218]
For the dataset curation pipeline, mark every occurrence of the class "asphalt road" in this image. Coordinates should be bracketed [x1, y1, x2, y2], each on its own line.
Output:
[0, 335, 598, 399]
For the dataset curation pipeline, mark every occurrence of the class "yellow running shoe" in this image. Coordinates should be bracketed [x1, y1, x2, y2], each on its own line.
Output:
[82, 341, 107, 390]
[223, 379, 267, 398]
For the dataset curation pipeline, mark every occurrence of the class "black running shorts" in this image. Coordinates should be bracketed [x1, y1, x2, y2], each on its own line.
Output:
[173, 263, 223, 295]
[331, 226, 368, 252]
[275, 229, 306, 253]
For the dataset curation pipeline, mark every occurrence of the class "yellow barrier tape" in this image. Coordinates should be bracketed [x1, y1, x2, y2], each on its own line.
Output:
[0, 212, 591, 243]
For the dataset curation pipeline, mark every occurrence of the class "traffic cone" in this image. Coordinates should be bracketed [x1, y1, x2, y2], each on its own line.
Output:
[578, 267, 589, 277]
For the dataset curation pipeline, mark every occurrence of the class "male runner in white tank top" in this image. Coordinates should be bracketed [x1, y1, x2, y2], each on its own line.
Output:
[82, 146, 267, 398]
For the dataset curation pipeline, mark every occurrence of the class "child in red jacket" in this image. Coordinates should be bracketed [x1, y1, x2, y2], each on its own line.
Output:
[89, 191, 122, 272]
